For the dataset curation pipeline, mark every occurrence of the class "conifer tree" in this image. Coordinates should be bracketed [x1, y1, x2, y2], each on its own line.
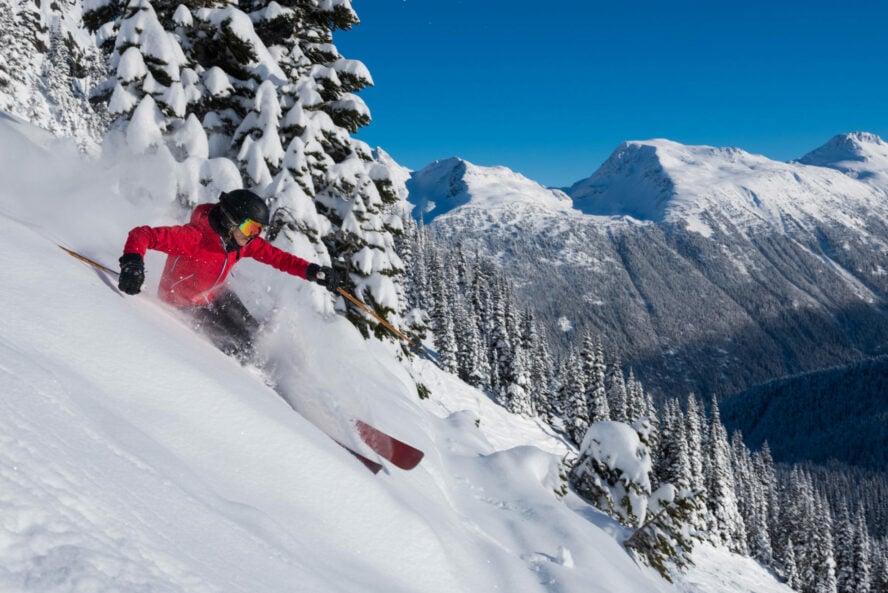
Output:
[758, 442, 782, 564]
[560, 352, 588, 445]
[233, 79, 284, 187]
[655, 399, 692, 492]
[873, 543, 888, 593]
[785, 538, 802, 591]
[836, 502, 856, 593]
[605, 358, 628, 422]
[582, 334, 609, 424]
[104, 0, 187, 141]
[732, 431, 770, 562]
[488, 283, 531, 416]
[776, 469, 812, 586]
[570, 420, 653, 529]
[43, 25, 110, 148]
[685, 395, 706, 497]
[812, 497, 838, 593]
[851, 509, 872, 593]
[625, 481, 704, 581]
[429, 252, 458, 373]
[466, 259, 492, 388]
[0, 0, 47, 115]
[836, 502, 870, 593]
[704, 396, 747, 552]
[524, 312, 554, 418]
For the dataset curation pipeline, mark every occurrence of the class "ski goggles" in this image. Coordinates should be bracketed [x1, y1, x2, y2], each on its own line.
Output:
[237, 218, 264, 238]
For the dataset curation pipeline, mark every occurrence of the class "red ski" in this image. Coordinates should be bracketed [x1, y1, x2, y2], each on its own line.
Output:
[336, 441, 384, 474]
[354, 420, 424, 470]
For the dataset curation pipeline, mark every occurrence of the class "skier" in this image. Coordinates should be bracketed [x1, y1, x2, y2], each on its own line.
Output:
[117, 189, 340, 362]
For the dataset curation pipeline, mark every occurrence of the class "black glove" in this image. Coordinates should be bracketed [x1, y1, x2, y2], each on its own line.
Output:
[306, 263, 341, 293]
[118, 253, 145, 295]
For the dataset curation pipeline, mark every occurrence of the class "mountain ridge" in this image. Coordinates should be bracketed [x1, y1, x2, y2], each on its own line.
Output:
[407, 134, 888, 399]
[406, 157, 576, 223]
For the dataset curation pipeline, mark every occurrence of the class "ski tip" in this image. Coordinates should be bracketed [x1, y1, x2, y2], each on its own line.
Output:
[354, 420, 424, 471]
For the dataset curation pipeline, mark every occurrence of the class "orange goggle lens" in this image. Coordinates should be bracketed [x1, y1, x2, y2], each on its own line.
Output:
[238, 218, 263, 237]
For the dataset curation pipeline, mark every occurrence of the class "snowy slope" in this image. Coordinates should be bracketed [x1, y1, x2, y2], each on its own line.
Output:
[0, 113, 791, 593]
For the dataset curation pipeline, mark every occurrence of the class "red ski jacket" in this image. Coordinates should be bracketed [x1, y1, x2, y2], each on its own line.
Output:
[123, 203, 311, 307]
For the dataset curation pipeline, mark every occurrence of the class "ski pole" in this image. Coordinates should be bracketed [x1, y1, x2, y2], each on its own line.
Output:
[58, 245, 119, 277]
[336, 287, 417, 346]
[337, 286, 443, 369]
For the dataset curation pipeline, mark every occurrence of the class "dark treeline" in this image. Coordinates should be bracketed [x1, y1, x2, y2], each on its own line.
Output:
[400, 217, 888, 590]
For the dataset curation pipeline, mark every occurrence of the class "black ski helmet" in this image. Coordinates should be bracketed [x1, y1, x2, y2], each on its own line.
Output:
[219, 189, 270, 226]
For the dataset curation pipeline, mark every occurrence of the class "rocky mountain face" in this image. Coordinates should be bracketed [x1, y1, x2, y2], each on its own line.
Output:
[412, 135, 888, 399]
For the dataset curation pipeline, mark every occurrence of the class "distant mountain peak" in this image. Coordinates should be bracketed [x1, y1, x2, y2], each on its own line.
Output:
[567, 140, 676, 221]
[567, 139, 773, 225]
[565, 137, 888, 237]
[799, 132, 888, 176]
[807, 131, 887, 159]
[406, 157, 574, 222]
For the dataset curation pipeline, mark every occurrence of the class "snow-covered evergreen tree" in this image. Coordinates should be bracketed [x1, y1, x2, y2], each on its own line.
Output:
[655, 398, 692, 492]
[524, 311, 554, 418]
[685, 394, 706, 503]
[560, 352, 589, 445]
[103, 0, 187, 140]
[812, 497, 838, 593]
[0, 0, 48, 115]
[836, 503, 871, 593]
[852, 509, 873, 593]
[428, 252, 458, 373]
[1, 0, 108, 149]
[785, 538, 802, 591]
[465, 258, 492, 388]
[732, 431, 771, 563]
[757, 442, 781, 566]
[488, 283, 531, 415]
[571, 421, 653, 529]
[606, 358, 628, 422]
[873, 542, 888, 593]
[705, 396, 746, 552]
[624, 481, 703, 582]
[582, 333, 610, 424]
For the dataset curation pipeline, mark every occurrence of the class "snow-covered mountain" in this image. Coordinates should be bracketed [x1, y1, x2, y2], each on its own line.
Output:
[408, 157, 576, 223]
[570, 138, 888, 239]
[414, 137, 888, 399]
[0, 114, 796, 593]
[798, 131, 888, 187]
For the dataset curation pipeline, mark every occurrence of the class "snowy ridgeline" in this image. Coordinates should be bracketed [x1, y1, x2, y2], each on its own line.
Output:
[418, 135, 888, 402]
[0, 117, 800, 593]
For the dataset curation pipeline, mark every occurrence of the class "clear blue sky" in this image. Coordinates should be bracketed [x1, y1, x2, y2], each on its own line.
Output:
[336, 0, 888, 187]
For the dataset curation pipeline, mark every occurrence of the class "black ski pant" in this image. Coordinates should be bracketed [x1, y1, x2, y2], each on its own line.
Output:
[186, 290, 258, 363]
